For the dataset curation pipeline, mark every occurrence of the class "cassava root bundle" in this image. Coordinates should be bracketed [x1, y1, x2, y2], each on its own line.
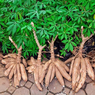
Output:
[1, 37, 27, 87]
[1, 23, 95, 93]
[69, 26, 95, 92]
[39, 36, 73, 88]
[26, 22, 46, 91]
[27, 22, 72, 90]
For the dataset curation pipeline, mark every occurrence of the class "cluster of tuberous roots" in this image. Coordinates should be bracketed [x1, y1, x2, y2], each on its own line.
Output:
[26, 24, 95, 92]
[1, 22, 95, 92]
[69, 26, 95, 92]
[26, 22, 74, 91]
[1, 37, 27, 87]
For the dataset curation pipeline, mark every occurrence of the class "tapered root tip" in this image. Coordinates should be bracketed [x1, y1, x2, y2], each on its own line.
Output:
[45, 84, 48, 88]
[42, 84, 44, 87]
[39, 88, 43, 91]
[63, 85, 65, 88]
[75, 89, 79, 93]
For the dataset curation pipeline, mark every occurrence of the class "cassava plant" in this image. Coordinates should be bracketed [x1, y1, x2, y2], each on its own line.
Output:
[26, 22, 73, 89]
[39, 36, 74, 88]
[1, 37, 27, 87]
[26, 22, 46, 91]
[69, 26, 95, 92]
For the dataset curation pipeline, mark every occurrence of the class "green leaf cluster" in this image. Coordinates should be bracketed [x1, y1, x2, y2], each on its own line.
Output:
[0, 0, 95, 57]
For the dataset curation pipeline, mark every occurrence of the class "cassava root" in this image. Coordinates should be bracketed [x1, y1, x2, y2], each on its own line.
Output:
[1, 23, 95, 93]
[70, 26, 95, 92]
[27, 22, 72, 90]
[40, 35, 72, 88]
[1, 37, 27, 87]
[26, 22, 46, 91]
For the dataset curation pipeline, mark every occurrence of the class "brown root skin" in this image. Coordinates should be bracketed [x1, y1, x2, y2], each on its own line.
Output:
[54, 60, 71, 81]
[27, 60, 31, 66]
[43, 35, 72, 88]
[34, 67, 42, 91]
[9, 64, 15, 79]
[72, 57, 81, 90]
[56, 67, 65, 87]
[1, 59, 7, 64]
[9, 36, 22, 64]
[27, 57, 37, 66]
[31, 22, 45, 65]
[1, 58, 15, 64]
[30, 57, 37, 65]
[56, 58, 69, 72]
[69, 59, 74, 75]
[0, 57, 2, 61]
[4, 64, 14, 76]
[50, 64, 56, 82]
[39, 60, 51, 83]
[5, 62, 14, 68]
[1, 36, 28, 87]
[2, 54, 27, 86]
[64, 57, 74, 64]
[0, 53, 3, 61]
[26, 55, 44, 90]
[75, 57, 86, 92]
[13, 65, 19, 87]
[9, 37, 27, 83]
[44, 57, 72, 87]
[14, 68, 19, 87]
[39, 69, 46, 83]
[43, 60, 51, 70]
[85, 58, 94, 80]
[0, 53, 3, 58]
[26, 22, 46, 90]
[70, 26, 95, 92]
[26, 66, 35, 72]
[20, 63, 27, 81]
[75, 65, 80, 87]
[3, 53, 17, 59]
[45, 64, 53, 87]
[38, 65, 43, 82]
[92, 64, 95, 67]
[17, 64, 21, 81]
[22, 58, 27, 67]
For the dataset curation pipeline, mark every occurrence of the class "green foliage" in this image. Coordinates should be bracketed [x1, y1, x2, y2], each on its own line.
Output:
[0, 0, 95, 57]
